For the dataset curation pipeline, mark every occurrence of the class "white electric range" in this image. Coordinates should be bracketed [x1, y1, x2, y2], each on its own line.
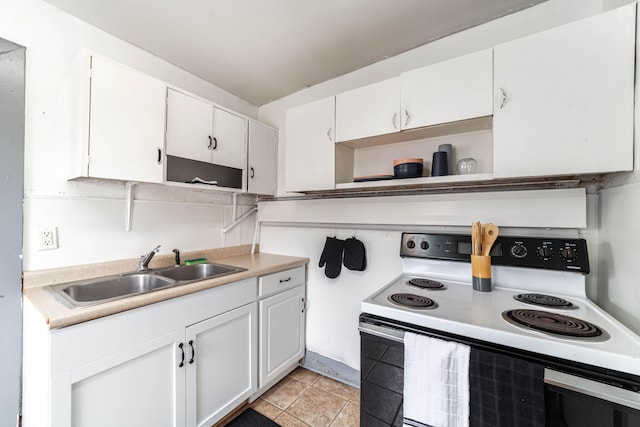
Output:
[359, 232, 640, 427]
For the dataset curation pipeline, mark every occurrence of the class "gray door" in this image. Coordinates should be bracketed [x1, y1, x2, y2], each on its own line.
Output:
[0, 38, 25, 427]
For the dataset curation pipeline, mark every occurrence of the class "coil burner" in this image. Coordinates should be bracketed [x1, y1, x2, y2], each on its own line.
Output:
[514, 293, 577, 309]
[502, 309, 607, 341]
[407, 278, 446, 290]
[388, 293, 437, 309]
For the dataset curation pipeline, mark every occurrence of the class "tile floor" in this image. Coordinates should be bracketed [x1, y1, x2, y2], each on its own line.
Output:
[250, 367, 360, 426]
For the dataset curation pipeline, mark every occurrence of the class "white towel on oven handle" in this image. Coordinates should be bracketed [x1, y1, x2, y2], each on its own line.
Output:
[403, 332, 470, 427]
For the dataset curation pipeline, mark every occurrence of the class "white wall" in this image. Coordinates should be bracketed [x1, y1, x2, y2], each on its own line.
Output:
[257, 0, 636, 371]
[594, 0, 640, 335]
[0, 0, 258, 270]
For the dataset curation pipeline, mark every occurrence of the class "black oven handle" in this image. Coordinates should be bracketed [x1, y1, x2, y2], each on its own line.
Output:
[358, 322, 405, 343]
[545, 368, 640, 411]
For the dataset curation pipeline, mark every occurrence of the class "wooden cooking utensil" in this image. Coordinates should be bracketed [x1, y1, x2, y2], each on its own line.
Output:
[482, 223, 499, 256]
[472, 221, 481, 255]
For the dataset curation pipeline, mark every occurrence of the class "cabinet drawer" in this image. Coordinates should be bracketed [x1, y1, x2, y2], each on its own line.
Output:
[259, 267, 305, 298]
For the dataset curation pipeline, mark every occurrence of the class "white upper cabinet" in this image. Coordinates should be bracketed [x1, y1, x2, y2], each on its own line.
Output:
[248, 120, 277, 195]
[166, 89, 247, 170]
[165, 88, 213, 163]
[285, 96, 336, 192]
[335, 77, 400, 142]
[71, 55, 166, 183]
[401, 49, 493, 130]
[211, 107, 248, 170]
[493, 3, 636, 178]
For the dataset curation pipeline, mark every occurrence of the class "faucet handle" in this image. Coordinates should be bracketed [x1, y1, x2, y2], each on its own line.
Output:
[172, 249, 181, 267]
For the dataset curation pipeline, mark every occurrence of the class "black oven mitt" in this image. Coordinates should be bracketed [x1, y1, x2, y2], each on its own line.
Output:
[343, 237, 366, 271]
[319, 236, 345, 279]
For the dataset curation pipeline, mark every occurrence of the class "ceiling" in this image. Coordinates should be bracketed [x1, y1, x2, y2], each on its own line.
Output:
[43, 0, 546, 106]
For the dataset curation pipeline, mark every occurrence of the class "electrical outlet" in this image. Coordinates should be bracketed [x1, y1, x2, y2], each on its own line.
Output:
[39, 227, 58, 250]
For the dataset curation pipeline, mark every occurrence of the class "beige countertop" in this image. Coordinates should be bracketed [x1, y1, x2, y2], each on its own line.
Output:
[23, 246, 309, 329]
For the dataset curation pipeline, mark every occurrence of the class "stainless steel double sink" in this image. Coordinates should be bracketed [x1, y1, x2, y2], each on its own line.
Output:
[46, 263, 246, 308]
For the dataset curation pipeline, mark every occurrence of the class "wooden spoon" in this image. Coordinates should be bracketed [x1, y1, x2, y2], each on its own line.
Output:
[482, 223, 499, 256]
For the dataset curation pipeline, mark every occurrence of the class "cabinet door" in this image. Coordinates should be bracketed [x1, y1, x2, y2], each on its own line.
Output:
[67, 330, 185, 427]
[165, 89, 214, 163]
[336, 77, 400, 141]
[259, 286, 305, 388]
[285, 96, 336, 192]
[185, 303, 257, 427]
[493, 4, 635, 178]
[211, 107, 247, 169]
[88, 56, 166, 183]
[401, 49, 493, 130]
[248, 120, 277, 195]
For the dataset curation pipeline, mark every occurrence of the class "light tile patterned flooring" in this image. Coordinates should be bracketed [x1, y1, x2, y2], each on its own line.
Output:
[251, 367, 360, 426]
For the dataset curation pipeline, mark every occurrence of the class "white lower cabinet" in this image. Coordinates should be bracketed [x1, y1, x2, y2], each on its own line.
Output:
[186, 303, 256, 427]
[67, 329, 186, 426]
[256, 267, 306, 393]
[24, 278, 258, 427]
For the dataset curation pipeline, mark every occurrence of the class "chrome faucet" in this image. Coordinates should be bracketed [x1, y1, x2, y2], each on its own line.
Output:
[139, 245, 161, 271]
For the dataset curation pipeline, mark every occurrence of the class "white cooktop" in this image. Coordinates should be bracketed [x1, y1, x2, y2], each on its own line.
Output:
[362, 260, 640, 377]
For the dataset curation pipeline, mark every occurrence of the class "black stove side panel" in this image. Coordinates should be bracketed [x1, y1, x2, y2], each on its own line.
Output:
[360, 333, 404, 427]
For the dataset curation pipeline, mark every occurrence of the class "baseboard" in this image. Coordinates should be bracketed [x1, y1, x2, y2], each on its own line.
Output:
[301, 351, 360, 389]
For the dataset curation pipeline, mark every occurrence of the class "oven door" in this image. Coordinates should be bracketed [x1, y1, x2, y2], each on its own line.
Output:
[359, 316, 640, 427]
[545, 369, 640, 427]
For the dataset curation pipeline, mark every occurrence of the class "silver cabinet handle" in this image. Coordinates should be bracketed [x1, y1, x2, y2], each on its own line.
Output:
[301, 297, 305, 313]
[404, 109, 411, 127]
[392, 112, 398, 129]
[326, 128, 332, 142]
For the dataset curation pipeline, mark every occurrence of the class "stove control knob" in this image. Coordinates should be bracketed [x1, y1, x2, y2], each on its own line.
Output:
[407, 240, 416, 249]
[561, 246, 577, 260]
[510, 244, 528, 258]
[537, 246, 553, 259]
[420, 241, 429, 250]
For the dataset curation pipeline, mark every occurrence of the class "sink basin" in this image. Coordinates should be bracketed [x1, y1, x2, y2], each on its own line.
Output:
[155, 263, 244, 282]
[49, 274, 174, 307]
[46, 262, 246, 308]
